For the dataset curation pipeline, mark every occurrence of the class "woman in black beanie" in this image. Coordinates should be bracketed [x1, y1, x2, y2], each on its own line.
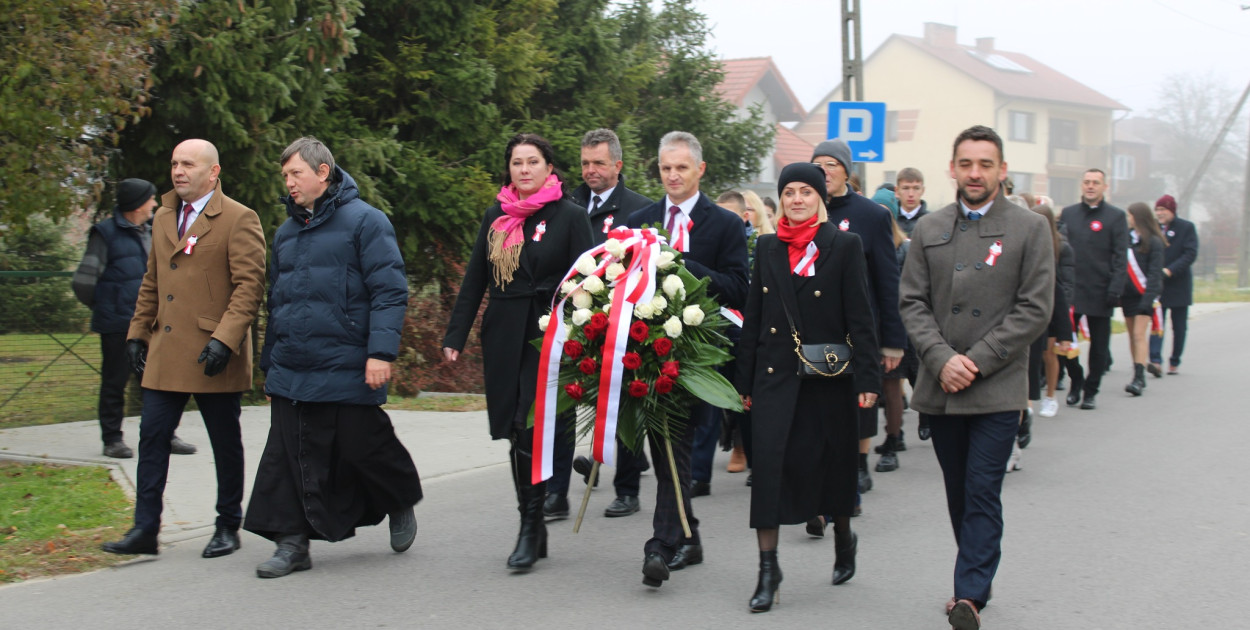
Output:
[734, 163, 882, 612]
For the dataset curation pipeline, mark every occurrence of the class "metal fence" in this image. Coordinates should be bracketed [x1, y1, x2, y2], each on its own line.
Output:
[0, 271, 137, 427]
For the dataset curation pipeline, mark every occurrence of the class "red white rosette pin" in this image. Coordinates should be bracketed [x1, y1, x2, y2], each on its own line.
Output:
[985, 240, 1003, 266]
[1090, 220, 1103, 232]
[533, 220, 547, 242]
[838, 218, 850, 231]
[602, 215, 614, 233]
[184, 235, 198, 255]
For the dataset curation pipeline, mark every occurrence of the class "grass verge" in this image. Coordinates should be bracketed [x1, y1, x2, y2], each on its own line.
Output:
[1194, 266, 1250, 303]
[0, 461, 133, 583]
[385, 394, 487, 412]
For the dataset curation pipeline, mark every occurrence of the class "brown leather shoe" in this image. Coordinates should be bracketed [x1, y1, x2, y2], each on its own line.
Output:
[727, 444, 746, 473]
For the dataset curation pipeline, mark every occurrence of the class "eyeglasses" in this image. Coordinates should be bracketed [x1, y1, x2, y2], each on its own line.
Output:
[812, 160, 843, 172]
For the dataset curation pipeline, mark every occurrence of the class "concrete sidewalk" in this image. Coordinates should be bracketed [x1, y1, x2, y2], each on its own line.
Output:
[0, 406, 510, 542]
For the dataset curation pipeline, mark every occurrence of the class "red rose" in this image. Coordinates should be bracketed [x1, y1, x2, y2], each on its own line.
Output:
[655, 374, 675, 394]
[564, 340, 584, 358]
[652, 337, 673, 357]
[584, 324, 604, 341]
[661, 360, 680, 378]
[622, 351, 643, 370]
[629, 320, 649, 343]
[564, 382, 585, 400]
[579, 357, 599, 375]
[628, 380, 649, 397]
[590, 312, 609, 330]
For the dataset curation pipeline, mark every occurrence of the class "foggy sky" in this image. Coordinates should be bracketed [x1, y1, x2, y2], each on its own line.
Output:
[694, 0, 1250, 116]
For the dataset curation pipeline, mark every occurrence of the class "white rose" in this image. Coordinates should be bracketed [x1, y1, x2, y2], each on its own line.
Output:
[582, 275, 605, 294]
[605, 263, 627, 282]
[663, 316, 683, 338]
[571, 308, 592, 326]
[634, 302, 655, 320]
[662, 274, 685, 299]
[575, 253, 598, 276]
[650, 295, 667, 313]
[572, 290, 593, 309]
[603, 301, 611, 315]
[538, 314, 550, 331]
[560, 279, 579, 295]
[657, 250, 676, 269]
[682, 305, 705, 326]
[604, 238, 626, 259]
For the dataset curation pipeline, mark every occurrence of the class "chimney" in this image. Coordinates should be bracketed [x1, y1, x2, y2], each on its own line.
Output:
[976, 37, 995, 52]
[924, 22, 958, 48]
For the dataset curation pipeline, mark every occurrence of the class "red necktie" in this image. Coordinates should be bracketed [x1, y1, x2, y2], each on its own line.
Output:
[665, 205, 680, 234]
[178, 203, 194, 238]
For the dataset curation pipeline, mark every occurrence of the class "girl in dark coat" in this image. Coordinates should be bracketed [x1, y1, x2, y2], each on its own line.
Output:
[1121, 202, 1166, 396]
[442, 134, 594, 570]
[734, 163, 881, 613]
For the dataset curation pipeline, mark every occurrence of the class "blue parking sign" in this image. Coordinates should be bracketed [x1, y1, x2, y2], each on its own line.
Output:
[826, 102, 886, 163]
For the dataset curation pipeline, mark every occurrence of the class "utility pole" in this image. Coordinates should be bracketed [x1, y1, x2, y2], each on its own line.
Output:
[1240, 112, 1250, 287]
[841, 0, 865, 187]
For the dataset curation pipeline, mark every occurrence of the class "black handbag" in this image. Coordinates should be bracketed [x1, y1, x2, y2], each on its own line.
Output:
[779, 291, 853, 379]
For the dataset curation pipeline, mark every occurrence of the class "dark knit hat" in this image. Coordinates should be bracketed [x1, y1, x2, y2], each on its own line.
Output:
[811, 139, 853, 172]
[777, 162, 828, 198]
[116, 178, 157, 214]
[1155, 194, 1177, 214]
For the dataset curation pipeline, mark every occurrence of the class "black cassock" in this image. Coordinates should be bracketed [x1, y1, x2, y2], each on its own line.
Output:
[244, 398, 423, 542]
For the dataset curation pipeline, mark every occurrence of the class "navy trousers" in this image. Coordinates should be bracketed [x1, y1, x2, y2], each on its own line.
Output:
[133, 389, 244, 535]
[544, 412, 576, 497]
[925, 410, 1019, 608]
[1149, 306, 1188, 367]
[644, 410, 700, 561]
[689, 401, 721, 484]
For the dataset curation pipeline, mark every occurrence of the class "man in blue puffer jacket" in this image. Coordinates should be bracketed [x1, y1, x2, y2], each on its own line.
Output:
[243, 137, 423, 578]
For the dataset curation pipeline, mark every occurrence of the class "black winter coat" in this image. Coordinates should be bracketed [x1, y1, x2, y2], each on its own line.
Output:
[625, 192, 748, 309]
[1123, 233, 1164, 313]
[1059, 201, 1129, 316]
[444, 196, 594, 440]
[570, 175, 653, 245]
[826, 187, 907, 350]
[1159, 217, 1198, 307]
[734, 224, 881, 528]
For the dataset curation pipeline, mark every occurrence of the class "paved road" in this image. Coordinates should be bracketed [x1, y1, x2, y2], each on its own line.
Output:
[2, 303, 1248, 628]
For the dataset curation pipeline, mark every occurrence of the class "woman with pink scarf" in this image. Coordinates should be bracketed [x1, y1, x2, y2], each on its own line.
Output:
[443, 133, 594, 571]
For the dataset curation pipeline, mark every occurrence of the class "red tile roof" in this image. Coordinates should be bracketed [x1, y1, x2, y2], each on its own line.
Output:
[717, 57, 806, 122]
[894, 35, 1127, 111]
[773, 124, 815, 173]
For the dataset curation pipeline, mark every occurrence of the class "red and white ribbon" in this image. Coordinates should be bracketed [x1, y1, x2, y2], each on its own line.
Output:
[984, 240, 1003, 267]
[838, 218, 850, 231]
[602, 215, 613, 234]
[1126, 247, 1147, 294]
[793, 241, 818, 276]
[720, 307, 743, 328]
[532, 220, 547, 242]
[670, 218, 692, 252]
[533, 228, 662, 483]
[183, 234, 198, 255]
[1151, 301, 1164, 335]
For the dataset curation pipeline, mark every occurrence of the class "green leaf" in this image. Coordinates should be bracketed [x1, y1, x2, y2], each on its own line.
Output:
[680, 364, 742, 411]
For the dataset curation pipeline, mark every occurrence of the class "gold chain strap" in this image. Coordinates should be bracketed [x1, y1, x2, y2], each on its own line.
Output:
[791, 330, 853, 378]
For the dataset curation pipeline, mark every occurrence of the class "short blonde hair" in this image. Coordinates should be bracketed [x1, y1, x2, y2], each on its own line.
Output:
[741, 190, 774, 234]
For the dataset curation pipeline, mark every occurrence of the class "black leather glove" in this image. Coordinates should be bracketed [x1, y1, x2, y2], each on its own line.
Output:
[126, 339, 148, 377]
[197, 339, 232, 377]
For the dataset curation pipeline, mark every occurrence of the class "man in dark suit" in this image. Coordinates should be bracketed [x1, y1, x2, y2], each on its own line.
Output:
[553, 129, 653, 520]
[1060, 169, 1129, 410]
[625, 131, 748, 588]
[1149, 194, 1198, 376]
[811, 139, 905, 498]
[900, 125, 1054, 629]
[101, 139, 267, 559]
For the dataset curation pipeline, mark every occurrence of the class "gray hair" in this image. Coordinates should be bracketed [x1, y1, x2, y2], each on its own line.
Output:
[280, 136, 336, 176]
[581, 128, 623, 163]
[659, 131, 703, 164]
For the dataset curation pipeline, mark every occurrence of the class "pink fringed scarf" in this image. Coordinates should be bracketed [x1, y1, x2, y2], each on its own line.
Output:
[489, 173, 563, 288]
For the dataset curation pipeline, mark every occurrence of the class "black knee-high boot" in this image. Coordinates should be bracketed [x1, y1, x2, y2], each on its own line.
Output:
[507, 430, 548, 570]
[832, 516, 857, 585]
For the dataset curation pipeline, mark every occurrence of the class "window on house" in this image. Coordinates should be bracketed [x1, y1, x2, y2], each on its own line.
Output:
[1008, 111, 1034, 142]
[1114, 154, 1136, 181]
[1007, 172, 1032, 195]
[1050, 119, 1078, 150]
[1050, 176, 1077, 206]
[886, 111, 899, 142]
[883, 171, 897, 189]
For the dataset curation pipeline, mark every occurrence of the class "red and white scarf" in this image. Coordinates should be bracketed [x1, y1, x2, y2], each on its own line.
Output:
[776, 214, 821, 276]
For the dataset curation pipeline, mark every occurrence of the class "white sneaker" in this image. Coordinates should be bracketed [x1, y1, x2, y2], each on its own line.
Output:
[1006, 443, 1022, 473]
[1039, 397, 1058, 417]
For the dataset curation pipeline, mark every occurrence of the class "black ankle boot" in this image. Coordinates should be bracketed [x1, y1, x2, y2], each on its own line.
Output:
[832, 530, 858, 585]
[1125, 364, 1145, 396]
[748, 550, 782, 612]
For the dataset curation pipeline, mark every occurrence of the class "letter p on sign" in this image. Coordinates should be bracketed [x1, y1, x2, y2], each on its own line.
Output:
[826, 101, 886, 163]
